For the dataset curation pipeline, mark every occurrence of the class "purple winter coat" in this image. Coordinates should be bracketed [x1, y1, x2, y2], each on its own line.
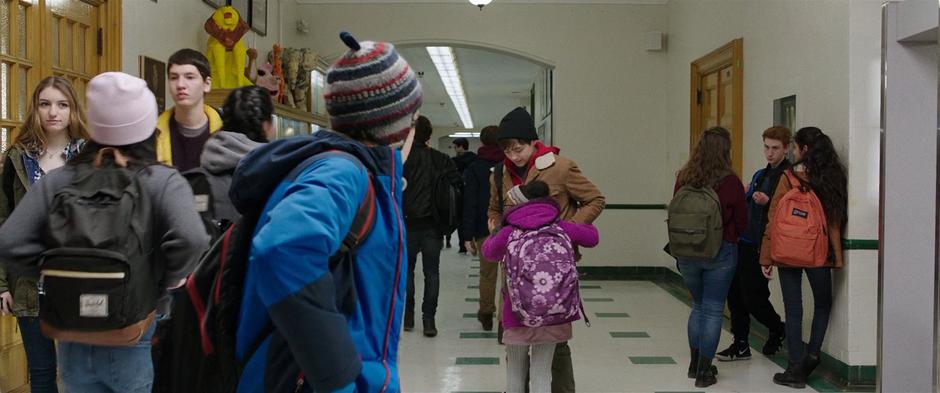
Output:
[481, 199, 599, 329]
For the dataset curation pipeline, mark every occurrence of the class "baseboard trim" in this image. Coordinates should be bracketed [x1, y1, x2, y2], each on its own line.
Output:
[578, 266, 876, 391]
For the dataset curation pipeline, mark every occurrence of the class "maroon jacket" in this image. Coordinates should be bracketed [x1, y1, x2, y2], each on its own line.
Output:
[674, 174, 747, 243]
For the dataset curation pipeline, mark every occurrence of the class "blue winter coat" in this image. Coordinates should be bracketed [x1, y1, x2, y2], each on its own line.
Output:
[231, 131, 408, 393]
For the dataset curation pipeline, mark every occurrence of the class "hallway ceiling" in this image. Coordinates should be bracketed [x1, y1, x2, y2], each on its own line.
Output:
[397, 46, 544, 132]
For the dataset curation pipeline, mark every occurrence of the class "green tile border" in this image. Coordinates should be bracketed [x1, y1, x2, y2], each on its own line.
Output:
[628, 356, 676, 365]
[465, 297, 479, 302]
[460, 332, 498, 339]
[467, 285, 479, 289]
[595, 312, 630, 318]
[582, 297, 614, 302]
[469, 274, 479, 278]
[605, 204, 667, 210]
[456, 357, 499, 365]
[843, 239, 879, 250]
[580, 285, 603, 289]
[642, 266, 875, 391]
[610, 331, 650, 338]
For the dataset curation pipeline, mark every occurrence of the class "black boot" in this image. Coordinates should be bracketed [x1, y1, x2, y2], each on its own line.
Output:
[403, 310, 414, 332]
[688, 349, 719, 378]
[763, 326, 786, 355]
[477, 312, 493, 332]
[802, 352, 821, 379]
[423, 318, 437, 337]
[694, 356, 717, 388]
[773, 363, 807, 389]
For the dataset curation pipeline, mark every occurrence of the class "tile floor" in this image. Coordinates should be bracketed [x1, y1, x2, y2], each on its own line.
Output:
[399, 249, 839, 393]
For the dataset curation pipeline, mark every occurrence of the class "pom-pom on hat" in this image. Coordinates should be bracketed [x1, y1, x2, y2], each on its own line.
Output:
[325, 31, 423, 145]
[85, 72, 158, 146]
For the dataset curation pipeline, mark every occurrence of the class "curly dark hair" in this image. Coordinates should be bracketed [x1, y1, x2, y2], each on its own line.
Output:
[221, 86, 273, 143]
[677, 127, 733, 188]
[521, 180, 550, 200]
[70, 133, 159, 170]
[794, 127, 848, 226]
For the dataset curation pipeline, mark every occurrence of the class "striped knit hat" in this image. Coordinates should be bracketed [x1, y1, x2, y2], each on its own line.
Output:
[325, 32, 423, 145]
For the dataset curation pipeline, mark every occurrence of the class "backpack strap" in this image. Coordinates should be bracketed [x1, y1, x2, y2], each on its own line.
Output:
[494, 162, 504, 215]
[784, 170, 810, 193]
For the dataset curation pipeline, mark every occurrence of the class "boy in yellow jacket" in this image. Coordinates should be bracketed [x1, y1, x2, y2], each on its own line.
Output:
[157, 49, 223, 171]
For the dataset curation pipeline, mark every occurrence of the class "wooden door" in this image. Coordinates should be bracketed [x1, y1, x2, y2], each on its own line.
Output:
[0, 0, 121, 155]
[690, 39, 743, 177]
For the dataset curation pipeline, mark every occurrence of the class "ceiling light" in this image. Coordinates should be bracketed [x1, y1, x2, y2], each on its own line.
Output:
[468, 0, 491, 10]
[426, 46, 474, 129]
[449, 132, 480, 138]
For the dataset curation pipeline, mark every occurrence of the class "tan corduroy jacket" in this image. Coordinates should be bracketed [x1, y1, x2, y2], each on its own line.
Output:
[487, 152, 605, 226]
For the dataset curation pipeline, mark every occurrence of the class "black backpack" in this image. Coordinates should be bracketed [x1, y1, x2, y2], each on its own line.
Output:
[182, 168, 232, 241]
[431, 154, 462, 234]
[153, 151, 376, 393]
[39, 148, 159, 346]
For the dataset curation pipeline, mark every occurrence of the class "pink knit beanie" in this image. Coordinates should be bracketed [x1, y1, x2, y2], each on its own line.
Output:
[86, 72, 158, 146]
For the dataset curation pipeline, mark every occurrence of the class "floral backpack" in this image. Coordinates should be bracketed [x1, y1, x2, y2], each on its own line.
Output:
[503, 223, 584, 327]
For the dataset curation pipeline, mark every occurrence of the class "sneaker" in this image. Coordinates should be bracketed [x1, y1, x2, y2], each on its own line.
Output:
[716, 341, 751, 362]
[763, 328, 786, 355]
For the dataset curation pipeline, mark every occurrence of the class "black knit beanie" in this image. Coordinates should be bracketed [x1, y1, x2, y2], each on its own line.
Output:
[497, 107, 539, 141]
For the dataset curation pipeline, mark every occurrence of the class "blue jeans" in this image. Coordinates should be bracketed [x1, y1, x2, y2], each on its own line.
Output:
[57, 321, 157, 393]
[17, 316, 58, 393]
[778, 267, 832, 364]
[678, 242, 738, 359]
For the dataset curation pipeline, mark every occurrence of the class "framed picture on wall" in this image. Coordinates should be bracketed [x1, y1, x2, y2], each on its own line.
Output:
[229, 0, 250, 25]
[251, 0, 267, 36]
[139, 56, 167, 113]
[203, 0, 224, 8]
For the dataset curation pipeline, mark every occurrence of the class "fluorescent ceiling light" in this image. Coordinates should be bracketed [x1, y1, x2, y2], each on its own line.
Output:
[448, 132, 480, 138]
[426, 46, 474, 130]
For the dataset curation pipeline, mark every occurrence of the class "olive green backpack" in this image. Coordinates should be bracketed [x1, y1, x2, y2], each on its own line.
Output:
[667, 185, 723, 260]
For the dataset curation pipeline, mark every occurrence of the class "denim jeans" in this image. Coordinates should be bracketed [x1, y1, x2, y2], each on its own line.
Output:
[58, 321, 157, 393]
[778, 267, 832, 364]
[678, 242, 738, 359]
[407, 226, 443, 319]
[17, 316, 58, 393]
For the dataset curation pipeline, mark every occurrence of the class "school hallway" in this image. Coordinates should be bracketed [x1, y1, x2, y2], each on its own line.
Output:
[398, 248, 865, 393]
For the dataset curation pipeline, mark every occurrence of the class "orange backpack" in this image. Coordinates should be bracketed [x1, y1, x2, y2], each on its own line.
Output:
[769, 171, 829, 267]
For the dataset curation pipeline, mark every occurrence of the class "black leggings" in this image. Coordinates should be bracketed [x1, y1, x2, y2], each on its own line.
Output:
[778, 267, 832, 364]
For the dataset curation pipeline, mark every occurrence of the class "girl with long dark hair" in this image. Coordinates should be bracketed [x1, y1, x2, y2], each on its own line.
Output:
[673, 126, 747, 388]
[760, 127, 847, 388]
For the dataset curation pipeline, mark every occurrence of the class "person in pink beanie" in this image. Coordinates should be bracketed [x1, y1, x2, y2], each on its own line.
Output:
[0, 72, 209, 393]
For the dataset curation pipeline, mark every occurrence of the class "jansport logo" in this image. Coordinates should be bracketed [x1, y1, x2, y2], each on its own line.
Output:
[792, 208, 808, 219]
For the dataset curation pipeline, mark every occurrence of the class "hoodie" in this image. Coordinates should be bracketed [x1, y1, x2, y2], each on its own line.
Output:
[231, 130, 408, 393]
[191, 131, 263, 225]
[481, 199, 599, 329]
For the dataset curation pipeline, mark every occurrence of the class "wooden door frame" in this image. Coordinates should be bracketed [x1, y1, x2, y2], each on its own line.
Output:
[690, 38, 744, 177]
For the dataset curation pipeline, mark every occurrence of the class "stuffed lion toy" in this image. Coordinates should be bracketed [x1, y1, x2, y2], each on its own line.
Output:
[205, 6, 252, 89]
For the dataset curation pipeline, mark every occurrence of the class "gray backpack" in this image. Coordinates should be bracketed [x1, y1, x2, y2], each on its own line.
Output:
[667, 185, 723, 260]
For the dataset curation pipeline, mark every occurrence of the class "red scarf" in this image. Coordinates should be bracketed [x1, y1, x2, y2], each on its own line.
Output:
[503, 141, 560, 186]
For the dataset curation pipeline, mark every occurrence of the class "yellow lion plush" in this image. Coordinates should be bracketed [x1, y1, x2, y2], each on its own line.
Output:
[205, 6, 252, 89]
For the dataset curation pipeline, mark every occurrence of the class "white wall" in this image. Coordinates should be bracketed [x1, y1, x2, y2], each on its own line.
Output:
[122, 0, 286, 109]
[281, 2, 673, 269]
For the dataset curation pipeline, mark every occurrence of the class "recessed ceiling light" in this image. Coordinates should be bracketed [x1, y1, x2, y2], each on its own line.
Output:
[426, 46, 474, 129]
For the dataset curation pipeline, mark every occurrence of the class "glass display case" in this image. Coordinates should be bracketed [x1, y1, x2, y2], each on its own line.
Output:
[205, 89, 326, 140]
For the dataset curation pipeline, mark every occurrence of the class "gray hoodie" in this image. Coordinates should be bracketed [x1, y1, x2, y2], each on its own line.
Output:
[191, 131, 263, 226]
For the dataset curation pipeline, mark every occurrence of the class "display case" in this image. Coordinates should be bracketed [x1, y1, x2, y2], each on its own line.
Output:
[205, 89, 328, 139]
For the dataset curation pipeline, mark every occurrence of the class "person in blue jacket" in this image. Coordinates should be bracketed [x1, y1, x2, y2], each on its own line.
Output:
[231, 32, 422, 393]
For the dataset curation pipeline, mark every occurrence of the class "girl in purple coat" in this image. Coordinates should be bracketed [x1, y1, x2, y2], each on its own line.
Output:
[482, 180, 599, 393]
